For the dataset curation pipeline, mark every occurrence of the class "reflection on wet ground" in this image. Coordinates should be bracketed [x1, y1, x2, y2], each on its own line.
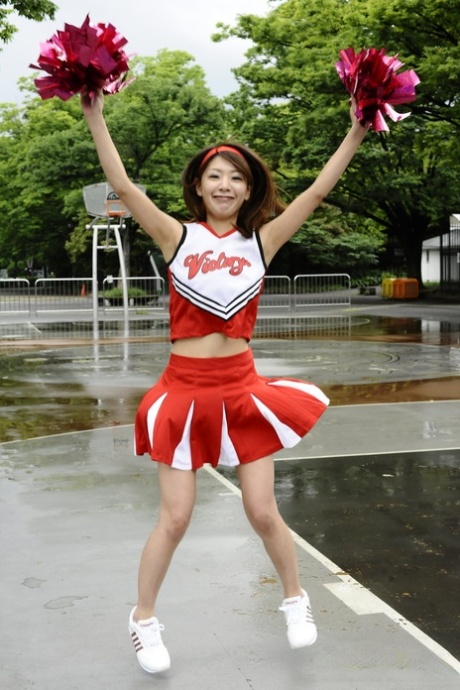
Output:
[0, 313, 459, 351]
[0, 312, 459, 444]
[273, 450, 460, 659]
[326, 377, 460, 405]
[1, 341, 459, 442]
[3, 373, 459, 443]
[348, 314, 460, 347]
[219, 447, 460, 658]
[0, 353, 144, 442]
[0, 308, 459, 660]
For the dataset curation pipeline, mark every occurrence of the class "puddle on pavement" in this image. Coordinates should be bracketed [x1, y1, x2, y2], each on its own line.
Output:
[0, 380, 142, 443]
[0, 314, 458, 443]
[271, 451, 460, 660]
[324, 376, 460, 405]
[261, 314, 460, 345]
[1, 313, 459, 659]
[218, 448, 460, 659]
[348, 315, 460, 346]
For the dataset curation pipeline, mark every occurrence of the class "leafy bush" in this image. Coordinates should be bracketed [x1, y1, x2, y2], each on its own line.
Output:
[103, 286, 147, 299]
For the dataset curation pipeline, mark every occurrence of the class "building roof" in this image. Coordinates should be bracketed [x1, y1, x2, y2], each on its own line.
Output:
[422, 215, 460, 249]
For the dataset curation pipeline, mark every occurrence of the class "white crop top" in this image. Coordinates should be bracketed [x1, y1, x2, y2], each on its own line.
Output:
[167, 222, 267, 341]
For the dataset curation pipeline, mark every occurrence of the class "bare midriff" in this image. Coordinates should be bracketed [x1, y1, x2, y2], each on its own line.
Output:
[171, 332, 249, 359]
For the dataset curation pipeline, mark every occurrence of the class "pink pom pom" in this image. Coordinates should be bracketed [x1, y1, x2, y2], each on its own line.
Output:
[336, 47, 420, 132]
[30, 14, 134, 101]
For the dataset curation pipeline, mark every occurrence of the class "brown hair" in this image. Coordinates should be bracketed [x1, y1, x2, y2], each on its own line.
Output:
[181, 142, 286, 238]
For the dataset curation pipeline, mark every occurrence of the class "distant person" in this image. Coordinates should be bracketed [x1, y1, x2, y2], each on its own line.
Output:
[82, 90, 367, 674]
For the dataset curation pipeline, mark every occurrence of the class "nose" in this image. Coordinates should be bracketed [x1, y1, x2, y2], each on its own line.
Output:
[218, 175, 231, 190]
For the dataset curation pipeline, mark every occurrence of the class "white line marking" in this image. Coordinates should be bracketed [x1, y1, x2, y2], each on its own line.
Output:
[204, 464, 460, 676]
[0, 423, 134, 445]
[322, 399, 460, 409]
[4, 428, 460, 673]
[324, 580, 387, 615]
[205, 465, 241, 497]
[274, 445, 460, 462]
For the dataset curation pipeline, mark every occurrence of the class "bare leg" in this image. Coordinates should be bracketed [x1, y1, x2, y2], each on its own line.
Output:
[134, 463, 196, 621]
[237, 455, 301, 599]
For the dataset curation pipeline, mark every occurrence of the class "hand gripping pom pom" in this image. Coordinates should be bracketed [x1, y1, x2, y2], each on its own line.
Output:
[336, 47, 420, 132]
[30, 14, 134, 101]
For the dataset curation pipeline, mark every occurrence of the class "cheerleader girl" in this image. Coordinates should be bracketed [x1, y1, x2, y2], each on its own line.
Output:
[82, 91, 367, 674]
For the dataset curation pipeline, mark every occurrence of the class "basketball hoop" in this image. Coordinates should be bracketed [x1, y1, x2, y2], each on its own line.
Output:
[83, 182, 145, 219]
[105, 197, 127, 218]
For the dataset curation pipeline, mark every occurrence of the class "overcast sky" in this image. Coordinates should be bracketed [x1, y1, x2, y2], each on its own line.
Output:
[0, 0, 272, 104]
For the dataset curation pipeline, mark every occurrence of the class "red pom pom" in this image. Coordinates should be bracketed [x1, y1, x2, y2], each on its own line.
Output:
[336, 47, 420, 132]
[30, 14, 134, 101]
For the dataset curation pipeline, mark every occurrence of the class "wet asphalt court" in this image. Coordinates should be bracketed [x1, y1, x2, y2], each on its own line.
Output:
[0, 296, 459, 689]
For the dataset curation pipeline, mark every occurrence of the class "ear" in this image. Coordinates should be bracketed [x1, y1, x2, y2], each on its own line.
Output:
[244, 186, 251, 201]
[196, 181, 202, 197]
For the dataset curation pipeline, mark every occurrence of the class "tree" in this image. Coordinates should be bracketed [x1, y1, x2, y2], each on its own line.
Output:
[0, 50, 227, 277]
[74, 51, 227, 276]
[0, 96, 89, 276]
[215, 0, 460, 284]
[0, 0, 56, 44]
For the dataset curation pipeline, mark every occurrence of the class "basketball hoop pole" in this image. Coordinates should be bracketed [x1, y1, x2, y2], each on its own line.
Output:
[90, 216, 129, 342]
[112, 220, 130, 340]
[83, 182, 146, 344]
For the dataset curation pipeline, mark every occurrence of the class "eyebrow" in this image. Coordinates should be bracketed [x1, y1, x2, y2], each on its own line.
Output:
[207, 166, 242, 173]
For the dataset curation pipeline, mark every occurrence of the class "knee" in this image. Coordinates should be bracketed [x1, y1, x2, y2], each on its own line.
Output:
[244, 503, 279, 537]
[162, 510, 192, 544]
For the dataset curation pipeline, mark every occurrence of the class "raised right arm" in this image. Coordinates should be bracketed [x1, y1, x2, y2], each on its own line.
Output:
[81, 91, 182, 261]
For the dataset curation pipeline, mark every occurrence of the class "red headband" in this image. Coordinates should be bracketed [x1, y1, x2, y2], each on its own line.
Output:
[200, 145, 245, 168]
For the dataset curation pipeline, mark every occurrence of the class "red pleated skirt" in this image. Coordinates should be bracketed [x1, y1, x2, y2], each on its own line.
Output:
[134, 349, 329, 470]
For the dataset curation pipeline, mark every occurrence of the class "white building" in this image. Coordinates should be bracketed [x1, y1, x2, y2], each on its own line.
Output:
[421, 214, 460, 284]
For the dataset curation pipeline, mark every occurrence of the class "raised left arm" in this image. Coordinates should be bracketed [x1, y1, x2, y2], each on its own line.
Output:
[260, 108, 368, 264]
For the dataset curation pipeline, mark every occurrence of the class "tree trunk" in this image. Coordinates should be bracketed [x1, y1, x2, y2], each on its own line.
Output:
[397, 224, 425, 285]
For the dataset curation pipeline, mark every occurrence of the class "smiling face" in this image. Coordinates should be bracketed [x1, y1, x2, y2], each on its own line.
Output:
[196, 156, 251, 229]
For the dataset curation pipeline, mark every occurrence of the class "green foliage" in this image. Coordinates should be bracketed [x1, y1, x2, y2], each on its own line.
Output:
[2, 2, 459, 284]
[291, 207, 385, 270]
[0, 94, 88, 276]
[0, 50, 228, 276]
[215, 0, 460, 283]
[103, 286, 147, 299]
[0, 0, 56, 44]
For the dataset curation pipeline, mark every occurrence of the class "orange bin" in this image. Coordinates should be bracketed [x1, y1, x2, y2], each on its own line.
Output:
[393, 278, 419, 299]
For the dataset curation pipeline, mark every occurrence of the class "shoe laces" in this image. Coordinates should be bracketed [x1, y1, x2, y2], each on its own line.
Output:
[279, 598, 312, 626]
[138, 619, 165, 647]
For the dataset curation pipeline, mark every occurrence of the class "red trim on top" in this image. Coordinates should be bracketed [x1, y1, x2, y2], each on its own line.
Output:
[199, 222, 237, 238]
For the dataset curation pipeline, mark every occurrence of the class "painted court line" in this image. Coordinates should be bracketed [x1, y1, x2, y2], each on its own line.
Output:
[318, 399, 460, 409]
[204, 464, 460, 676]
[4, 427, 458, 673]
[275, 445, 460, 462]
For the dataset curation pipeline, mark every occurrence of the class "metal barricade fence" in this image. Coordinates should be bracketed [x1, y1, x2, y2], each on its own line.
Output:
[259, 275, 291, 310]
[253, 314, 351, 339]
[293, 273, 351, 308]
[101, 276, 166, 312]
[0, 273, 351, 341]
[0, 279, 31, 314]
[34, 278, 92, 314]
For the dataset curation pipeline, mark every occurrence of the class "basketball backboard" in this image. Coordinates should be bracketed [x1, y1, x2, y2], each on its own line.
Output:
[83, 182, 146, 219]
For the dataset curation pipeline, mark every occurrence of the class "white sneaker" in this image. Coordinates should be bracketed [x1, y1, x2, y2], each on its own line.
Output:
[279, 589, 318, 649]
[128, 607, 171, 673]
